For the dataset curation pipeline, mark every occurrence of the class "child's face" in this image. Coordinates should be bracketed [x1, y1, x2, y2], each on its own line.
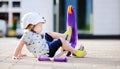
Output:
[33, 22, 44, 34]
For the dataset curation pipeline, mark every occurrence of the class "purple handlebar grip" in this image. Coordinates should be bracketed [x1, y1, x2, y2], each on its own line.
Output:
[38, 57, 67, 62]
[54, 58, 67, 62]
[38, 57, 50, 61]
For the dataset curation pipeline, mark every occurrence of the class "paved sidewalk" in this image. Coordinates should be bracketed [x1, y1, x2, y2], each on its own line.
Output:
[0, 38, 120, 69]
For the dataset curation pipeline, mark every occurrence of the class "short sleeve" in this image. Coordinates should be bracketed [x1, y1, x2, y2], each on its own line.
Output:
[21, 32, 32, 44]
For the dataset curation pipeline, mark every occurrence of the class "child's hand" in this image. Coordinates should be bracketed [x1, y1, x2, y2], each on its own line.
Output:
[18, 54, 27, 57]
[12, 54, 27, 60]
[12, 56, 21, 59]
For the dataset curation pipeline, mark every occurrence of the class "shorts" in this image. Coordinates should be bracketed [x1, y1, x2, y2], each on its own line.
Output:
[45, 33, 62, 57]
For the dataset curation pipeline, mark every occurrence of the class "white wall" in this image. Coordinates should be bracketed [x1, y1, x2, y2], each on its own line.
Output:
[21, 0, 53, 32]
[93, 0, 120, 35]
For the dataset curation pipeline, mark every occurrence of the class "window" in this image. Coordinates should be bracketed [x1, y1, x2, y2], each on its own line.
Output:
[0, 1, 8, 8]
[0, 13, 8, 24]
[12, 1, 21, 8]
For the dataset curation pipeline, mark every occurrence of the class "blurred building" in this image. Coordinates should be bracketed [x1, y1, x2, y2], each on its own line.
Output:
[0, 0, 53, 37]
[0, 0, 120, 39]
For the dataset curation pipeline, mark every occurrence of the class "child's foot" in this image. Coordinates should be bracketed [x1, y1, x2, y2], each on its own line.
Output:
[64, 26, 72, 42]
[75, 50, 86, 57]
[73, 45, 87, 57]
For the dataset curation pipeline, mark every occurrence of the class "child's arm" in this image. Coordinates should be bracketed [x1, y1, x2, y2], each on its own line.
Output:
[13, 40, 26, 59]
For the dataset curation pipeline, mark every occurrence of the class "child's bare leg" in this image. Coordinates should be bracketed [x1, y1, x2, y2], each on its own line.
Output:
[60, 38, 76, 54]
[47, 26, 72, 42]
[47, 32, 66, 39]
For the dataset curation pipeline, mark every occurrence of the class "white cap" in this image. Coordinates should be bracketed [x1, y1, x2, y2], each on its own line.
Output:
[21, 12, 46, 29]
